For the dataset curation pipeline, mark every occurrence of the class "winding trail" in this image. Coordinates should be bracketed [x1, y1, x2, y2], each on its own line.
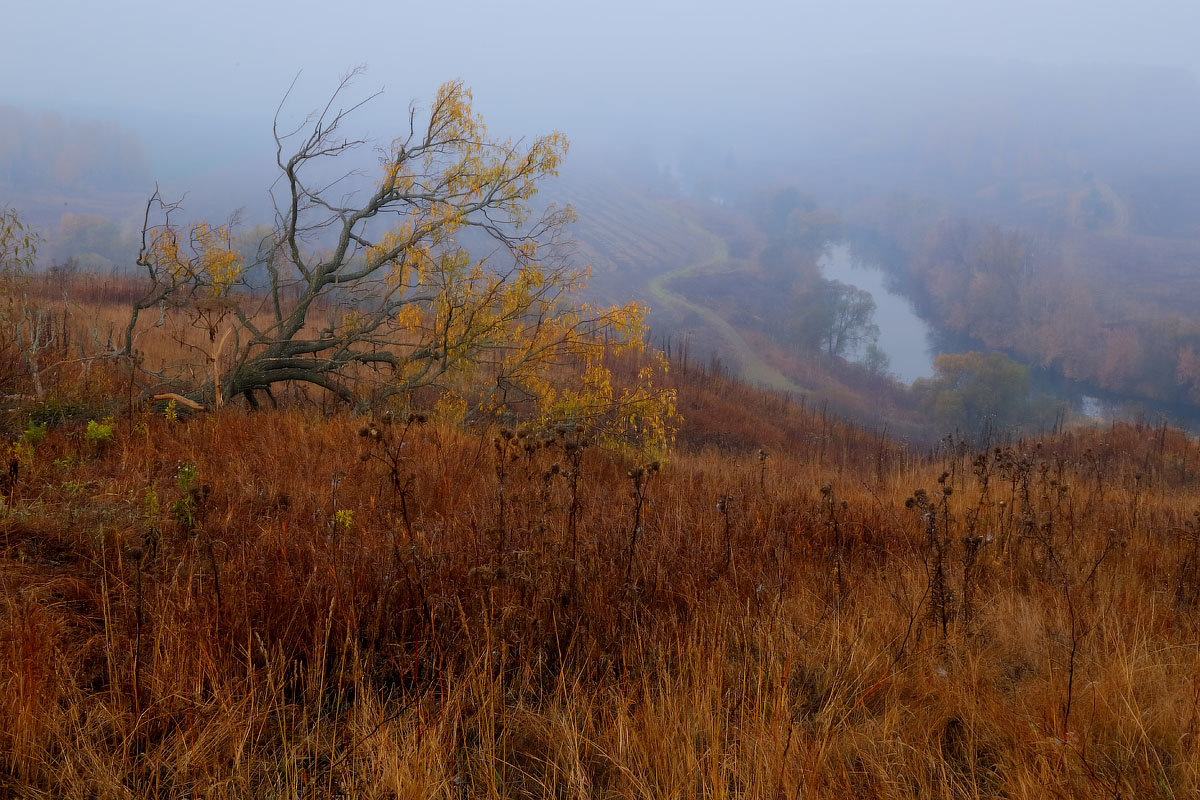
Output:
[646, 209, 807, 393]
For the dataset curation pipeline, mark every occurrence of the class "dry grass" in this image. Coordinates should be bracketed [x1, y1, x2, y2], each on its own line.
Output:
[2, 290, 1200, 798]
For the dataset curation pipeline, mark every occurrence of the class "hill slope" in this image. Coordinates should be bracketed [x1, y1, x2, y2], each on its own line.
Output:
[2, 347, 1200, 797]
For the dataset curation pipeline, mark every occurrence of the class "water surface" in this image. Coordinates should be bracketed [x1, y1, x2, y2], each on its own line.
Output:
[818, 244, 935, 383]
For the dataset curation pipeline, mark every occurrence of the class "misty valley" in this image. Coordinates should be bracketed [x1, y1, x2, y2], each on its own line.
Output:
[8, 12, 1200, 797]
[14, 59, 1200, 445]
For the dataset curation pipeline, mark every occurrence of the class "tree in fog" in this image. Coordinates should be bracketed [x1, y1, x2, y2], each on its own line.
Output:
[792, 279, 880, 361]
[121, 76, 674, 449]
[913, 351, 1030, 434]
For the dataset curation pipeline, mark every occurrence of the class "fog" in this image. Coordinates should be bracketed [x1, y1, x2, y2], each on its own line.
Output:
[8, 0, 1200, 270]
[7, 1, 1200, 165]
[8, 0, 1200, 430]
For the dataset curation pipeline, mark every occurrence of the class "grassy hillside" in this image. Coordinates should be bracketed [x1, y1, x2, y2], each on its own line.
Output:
[552, 182, 920, 431]
[2, 291, 1200, 798]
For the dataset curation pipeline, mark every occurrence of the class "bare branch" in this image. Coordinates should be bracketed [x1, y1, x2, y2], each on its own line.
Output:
[117, 75, 672, 451]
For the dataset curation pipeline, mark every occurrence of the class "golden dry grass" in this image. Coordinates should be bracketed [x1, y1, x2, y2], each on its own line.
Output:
[2, 289, 1200, 798]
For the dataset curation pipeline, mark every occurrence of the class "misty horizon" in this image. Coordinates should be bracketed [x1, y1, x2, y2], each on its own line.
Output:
[6, 0, 1200, 432]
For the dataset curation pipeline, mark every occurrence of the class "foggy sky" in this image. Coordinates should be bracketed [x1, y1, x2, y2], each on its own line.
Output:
[6, 0, 1200, 229]
[7, 0, 1200, 142]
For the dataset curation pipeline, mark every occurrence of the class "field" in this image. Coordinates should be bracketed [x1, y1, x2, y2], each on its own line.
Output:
[2, 283, 1200, 798]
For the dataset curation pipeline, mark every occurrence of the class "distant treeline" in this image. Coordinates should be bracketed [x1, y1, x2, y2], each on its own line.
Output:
[852, 212, 1200, 412]
[0, 106, 148, 194]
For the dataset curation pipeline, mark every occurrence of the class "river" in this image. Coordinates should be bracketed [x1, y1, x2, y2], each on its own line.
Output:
[820, 242, 1200, 431]
[818, 244, 936, 384]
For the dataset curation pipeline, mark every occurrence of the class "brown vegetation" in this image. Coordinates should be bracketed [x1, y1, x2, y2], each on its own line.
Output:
[3, 282, 1200, 798]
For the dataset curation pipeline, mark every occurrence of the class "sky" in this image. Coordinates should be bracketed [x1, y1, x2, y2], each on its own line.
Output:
[7, 1, 1200, 133]
[5, 0, 1200, 211]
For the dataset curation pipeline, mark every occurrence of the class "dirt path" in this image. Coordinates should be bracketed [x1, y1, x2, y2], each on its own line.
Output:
[646, 208, 807, 393]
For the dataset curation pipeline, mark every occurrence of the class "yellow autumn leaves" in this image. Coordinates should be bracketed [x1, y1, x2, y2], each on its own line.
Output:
[148, 221, 243, 298]
[370, 81, 675, 454]
[379, 81, 568, 230]
[131, 78, 676, 455]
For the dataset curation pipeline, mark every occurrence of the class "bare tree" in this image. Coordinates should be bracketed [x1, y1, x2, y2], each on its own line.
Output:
[121, 74, 663, 429]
